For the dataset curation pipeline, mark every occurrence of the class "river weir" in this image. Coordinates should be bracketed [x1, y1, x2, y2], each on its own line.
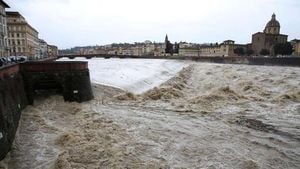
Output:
[1, 59, 299, 169]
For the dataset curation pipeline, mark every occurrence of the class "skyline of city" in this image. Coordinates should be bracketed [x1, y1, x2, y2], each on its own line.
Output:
[5, 0, 300, 49]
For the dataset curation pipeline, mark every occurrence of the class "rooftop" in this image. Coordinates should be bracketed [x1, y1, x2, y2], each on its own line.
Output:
[0, 0, 9, 8]
[6, 11, 22, 17]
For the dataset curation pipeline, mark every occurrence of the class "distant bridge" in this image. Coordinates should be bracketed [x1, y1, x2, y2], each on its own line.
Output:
[57, 53, 170, 59]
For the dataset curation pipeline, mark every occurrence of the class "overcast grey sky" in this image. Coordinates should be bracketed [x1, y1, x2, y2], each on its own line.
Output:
[5, 0, 300, 49]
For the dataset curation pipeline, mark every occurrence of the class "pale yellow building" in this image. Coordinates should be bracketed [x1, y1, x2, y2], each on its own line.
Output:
[153, 43, 165, 56]
[133, 46, 143, 56]
[0, 0, 9, 58]
[293, 40, 300, 56]
[47, 44, 58, 57]
[200, 40, 236, 57]
[123, 49, 133, 55]
[179, 40, 237, 57]
[179, 47, 199, 57]
[144, 44, 155, 55]
[7, 11, 39, 59]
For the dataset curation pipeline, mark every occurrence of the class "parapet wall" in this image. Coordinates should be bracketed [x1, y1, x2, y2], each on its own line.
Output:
[21, 61, 93, 104]
[0, 72, 28, 160]
[0, 64, 19, 79]
[0, 61, 93, 160]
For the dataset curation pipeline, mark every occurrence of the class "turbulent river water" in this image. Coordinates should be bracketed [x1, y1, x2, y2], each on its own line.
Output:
[0, 62, 299, 169]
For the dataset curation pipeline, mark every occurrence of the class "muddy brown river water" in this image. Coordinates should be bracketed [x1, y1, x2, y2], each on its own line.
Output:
[0, 62, 299, 169]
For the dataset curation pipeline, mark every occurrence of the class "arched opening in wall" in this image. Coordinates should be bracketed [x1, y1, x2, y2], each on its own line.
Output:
[32, 75, 63, 100]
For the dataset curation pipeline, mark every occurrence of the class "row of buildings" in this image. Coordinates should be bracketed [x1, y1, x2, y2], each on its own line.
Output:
[61, 13, 299, 57]
[0, 0, 58, 60]
[59, 42, 167, 57]
[179, 13, 298, 57]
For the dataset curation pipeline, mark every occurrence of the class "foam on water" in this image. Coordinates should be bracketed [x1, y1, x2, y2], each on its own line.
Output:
[2, 61, 300, 168]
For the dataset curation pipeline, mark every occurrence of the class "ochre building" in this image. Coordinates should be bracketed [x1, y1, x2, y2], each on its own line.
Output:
[7, 11, 39, 59]
[0, 0, 9, 58]
[179, 40, 245, 57]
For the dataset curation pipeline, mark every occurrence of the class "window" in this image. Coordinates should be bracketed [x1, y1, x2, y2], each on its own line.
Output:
[17, 33, 19, 37]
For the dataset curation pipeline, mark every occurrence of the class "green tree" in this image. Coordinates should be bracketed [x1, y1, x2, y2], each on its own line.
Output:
[260, 49, 270, 56]
[234, 47, 245, 56]
[273, 43, 294, 56]
[246, 49, 254, 56]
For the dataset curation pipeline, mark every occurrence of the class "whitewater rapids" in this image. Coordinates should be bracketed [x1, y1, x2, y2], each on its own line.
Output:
[0, 61, 299, 169]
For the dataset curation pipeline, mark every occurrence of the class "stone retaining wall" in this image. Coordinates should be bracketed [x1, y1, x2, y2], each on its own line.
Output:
[0, 61, 94, 160]
[0, 73, 28, 160]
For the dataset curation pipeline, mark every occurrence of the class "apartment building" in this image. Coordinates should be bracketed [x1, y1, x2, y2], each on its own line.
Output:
[39, 38, 48, 58]
[6, 11, 39, 60]
[0, 0, 9, 58]
[179, 40, 237, 57]
[47, 44, 58, 57]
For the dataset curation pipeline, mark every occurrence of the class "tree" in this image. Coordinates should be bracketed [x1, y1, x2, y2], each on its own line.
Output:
[246, 49, 254, 56]
[234, 47, 245, 56]
[165, 42, 173, 54]
[273, 43, 294, 56]
[174, 42, 179, 54]
[260, 49, 270, 56]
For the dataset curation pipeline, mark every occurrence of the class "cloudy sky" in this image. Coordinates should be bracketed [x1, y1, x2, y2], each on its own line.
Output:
[5, 0, 300, 49]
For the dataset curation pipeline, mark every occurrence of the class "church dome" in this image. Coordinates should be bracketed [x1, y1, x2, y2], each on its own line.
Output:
[264, 13, 280, 34]
[265, 13, 280, 28]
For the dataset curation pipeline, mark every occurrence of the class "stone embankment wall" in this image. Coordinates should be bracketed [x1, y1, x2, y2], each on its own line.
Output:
[0, 61, 93, 160]
[21, 62, 94, 104]
[0, 66, 28, 160]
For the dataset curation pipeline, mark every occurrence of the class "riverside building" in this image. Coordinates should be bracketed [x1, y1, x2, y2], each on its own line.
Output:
[7, 11, 39, 60]
[0, 0, 9, 58]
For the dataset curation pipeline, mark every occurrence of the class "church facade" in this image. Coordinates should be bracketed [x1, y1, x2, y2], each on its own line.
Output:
[251, 14, 288, 56]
